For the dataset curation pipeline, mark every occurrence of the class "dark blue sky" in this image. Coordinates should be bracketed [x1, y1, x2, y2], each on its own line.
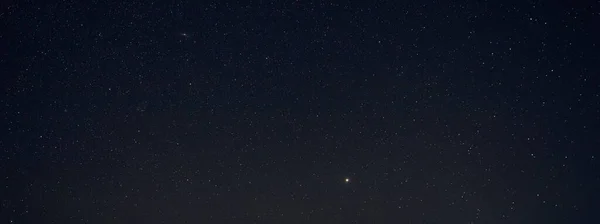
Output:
[1, 0, 599, 223]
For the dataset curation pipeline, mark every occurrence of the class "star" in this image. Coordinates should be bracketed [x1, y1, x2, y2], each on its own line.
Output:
[345, 178, 350, 183]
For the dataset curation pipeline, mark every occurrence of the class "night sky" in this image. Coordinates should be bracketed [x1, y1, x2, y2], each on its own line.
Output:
[1, 1, 599, 223]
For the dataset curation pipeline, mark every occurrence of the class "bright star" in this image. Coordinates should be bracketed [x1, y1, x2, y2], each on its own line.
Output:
[345, 178, 350, 183]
